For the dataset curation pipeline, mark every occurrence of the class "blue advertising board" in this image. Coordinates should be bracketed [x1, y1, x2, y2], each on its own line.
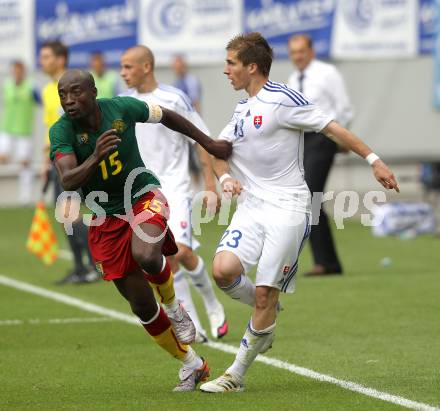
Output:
[35, 0, 138, 68]
[243, 0, 335, 59]
[419, 0, 437, 54]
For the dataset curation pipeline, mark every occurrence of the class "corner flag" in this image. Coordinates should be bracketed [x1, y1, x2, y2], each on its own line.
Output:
[27, 202, 59, 265]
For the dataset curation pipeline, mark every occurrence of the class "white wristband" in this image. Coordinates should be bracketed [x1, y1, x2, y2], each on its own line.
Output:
[146, 104, 163, 123]
[219, 173, 232, 184]
[366, 153, 380, 165]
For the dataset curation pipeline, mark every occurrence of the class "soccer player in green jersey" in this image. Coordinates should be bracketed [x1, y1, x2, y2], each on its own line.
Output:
[49, 69, 231, 391]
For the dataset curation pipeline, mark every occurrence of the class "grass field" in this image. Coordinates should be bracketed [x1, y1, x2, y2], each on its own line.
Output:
[0, 206, 439, 411]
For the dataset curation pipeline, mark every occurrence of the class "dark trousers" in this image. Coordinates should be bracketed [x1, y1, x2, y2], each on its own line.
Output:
[304, 132, 342, 272]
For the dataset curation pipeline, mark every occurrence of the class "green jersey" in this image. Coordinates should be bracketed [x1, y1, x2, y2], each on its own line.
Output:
[1, 78, 36, 136]
[92, 71, 118, 99]
[49, 96, 160, 215]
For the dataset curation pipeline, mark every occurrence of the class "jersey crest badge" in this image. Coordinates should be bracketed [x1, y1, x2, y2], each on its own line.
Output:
[112, 119, 126, 134]
[180, 221, 188, 229]
[254, 116, 262, 129]
[283, 265, 291, 274]
[77, 133, 89, 144]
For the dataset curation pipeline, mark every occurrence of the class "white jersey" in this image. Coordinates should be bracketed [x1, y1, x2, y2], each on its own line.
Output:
[124, 84, 210, 196]
[219, 80, 333, 212]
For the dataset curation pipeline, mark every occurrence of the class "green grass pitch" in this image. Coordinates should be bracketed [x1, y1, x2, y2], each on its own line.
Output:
[0, 206, 439, 410]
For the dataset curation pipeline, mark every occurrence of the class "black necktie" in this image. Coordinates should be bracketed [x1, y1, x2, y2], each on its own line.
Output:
[298, 72, 305, 93]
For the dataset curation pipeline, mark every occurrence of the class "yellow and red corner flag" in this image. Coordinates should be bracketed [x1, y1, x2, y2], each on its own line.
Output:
[26, 202, 59, 265]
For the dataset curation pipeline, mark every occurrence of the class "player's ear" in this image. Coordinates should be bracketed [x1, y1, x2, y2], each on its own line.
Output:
[92, 86, 97, 97]
[248, 62, 258, 75]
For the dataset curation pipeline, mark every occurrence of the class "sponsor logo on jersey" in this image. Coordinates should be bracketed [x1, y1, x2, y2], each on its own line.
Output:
[112, 119, 126, 134]
[77, 133, 89, 144]
[254, 115, 262, 129]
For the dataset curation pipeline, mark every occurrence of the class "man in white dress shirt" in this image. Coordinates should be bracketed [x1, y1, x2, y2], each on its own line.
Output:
[288, 34, 353, 277]
[200, 32, 398, 393]
[120, 45, 228, 342]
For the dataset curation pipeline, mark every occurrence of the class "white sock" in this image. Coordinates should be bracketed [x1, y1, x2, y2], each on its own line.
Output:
[18, 167, 33, 204]
[173, 270, 206, 335]
[221, 274, 255, 307]
[226, 320, 276, 379]
[182, 346, 203, 370]
[185, 256, 220, 313]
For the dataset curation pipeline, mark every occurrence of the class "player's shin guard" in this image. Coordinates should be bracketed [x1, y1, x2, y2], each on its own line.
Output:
[221, 274, 255, 307]
[226, 320, 276, 379]
[185, 256, 220, 312]
[140, 303, 189, 361]
[144, 257, 176, 306]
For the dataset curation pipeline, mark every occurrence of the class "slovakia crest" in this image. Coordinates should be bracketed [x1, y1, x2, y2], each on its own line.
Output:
[180, 221, 188, 229]
[254, 115, 262, 129]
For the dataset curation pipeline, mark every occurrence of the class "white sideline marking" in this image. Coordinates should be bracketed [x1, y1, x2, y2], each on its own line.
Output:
[0, 317, 113, 326]
[0, 275, 438, 411]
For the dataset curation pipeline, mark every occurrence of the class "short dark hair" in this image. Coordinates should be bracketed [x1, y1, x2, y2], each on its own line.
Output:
[41, 40, 69, 64]
[226, 32, 273, 77]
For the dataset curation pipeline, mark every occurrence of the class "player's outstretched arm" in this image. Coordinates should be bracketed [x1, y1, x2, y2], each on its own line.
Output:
[159, 107, 232, 160]
[322, 121, 400, 192]
[54, 129, 121, 191]
[213, 157, 242, 199]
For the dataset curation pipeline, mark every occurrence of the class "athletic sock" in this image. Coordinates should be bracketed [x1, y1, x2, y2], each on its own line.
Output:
[140, 303, 188, 361]
[185, 256, 221, 313]
[18, 167, 33, 205]
[226, 320, 276, 379]
[144, 257, 177, 308]
[220, 274, 255, 307]
[182, 347, 203, 370]
[173, 270, 205, 334]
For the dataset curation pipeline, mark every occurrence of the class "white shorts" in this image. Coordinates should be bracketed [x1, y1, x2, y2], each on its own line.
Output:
[166, 192, 200, 250]
[0, 132, 32, 162]
[216, 194, 311, 293]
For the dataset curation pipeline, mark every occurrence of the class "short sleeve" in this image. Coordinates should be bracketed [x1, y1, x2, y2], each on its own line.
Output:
[49, 122, 75, 162]
[116, 96, 150, 123]
[219, 105, 242, 143]
[276, 103, 333, 133]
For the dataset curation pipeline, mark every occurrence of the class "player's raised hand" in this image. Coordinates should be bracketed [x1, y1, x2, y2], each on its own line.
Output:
[222, 177, 243, 199]
[206, 140, 232, 160]
[93, 129, 121, 162]
[372, 160, 400, 192]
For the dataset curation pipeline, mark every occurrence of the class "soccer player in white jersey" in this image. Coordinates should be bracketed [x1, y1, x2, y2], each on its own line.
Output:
[200, 32, 399, 392]
[120, 45, 228, 341]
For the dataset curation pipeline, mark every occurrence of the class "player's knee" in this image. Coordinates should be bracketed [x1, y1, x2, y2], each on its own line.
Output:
[130, 301, 158, 322]
[132, 246, 162, 274]
[175, 245, 194, 267]
[212, 255, 235, 286]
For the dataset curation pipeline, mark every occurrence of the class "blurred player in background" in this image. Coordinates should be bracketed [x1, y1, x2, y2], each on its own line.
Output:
[120, 45, 228, 342]
[49, 69, 231, 390]
[171, 54, 202, 113]
[172, 54, 203, 178]
[288, 34, 353, 277]
[0, 60, 39, 205]
[39, 40, 98, 284]
[89, 51, 119, 98]
[200, 32, 399, 393]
